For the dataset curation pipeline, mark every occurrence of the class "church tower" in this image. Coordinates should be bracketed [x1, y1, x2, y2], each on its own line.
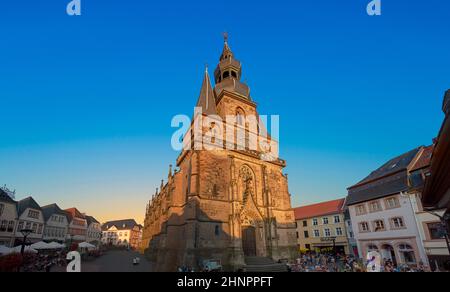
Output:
[141, 36, 298, 271]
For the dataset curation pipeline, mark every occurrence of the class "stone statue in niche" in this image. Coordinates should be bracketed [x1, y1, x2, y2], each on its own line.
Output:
[239, 166, 254, 203]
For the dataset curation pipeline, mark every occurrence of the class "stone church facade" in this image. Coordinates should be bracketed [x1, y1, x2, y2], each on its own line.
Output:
[141, 38, 298, 271]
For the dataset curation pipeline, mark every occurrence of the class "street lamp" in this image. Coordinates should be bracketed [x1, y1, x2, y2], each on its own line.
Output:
[20, 229, 33, 256]
[67, 234, 73, 250]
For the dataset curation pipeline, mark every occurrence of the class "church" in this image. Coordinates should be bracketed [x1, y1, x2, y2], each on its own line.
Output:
[141, 36, 298, 271]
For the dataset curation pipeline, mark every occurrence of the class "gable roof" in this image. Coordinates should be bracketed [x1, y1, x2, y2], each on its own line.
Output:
[409, 145, 433, 172]
[85, 215, 100, 225]
[346, 147, 421, 206]
[17, 197, 41, 216]
[294, 198, 345, 220]
[41, 203, 69, 222]
[0, 189, 16, 204]
[102, 219, 139, 231]
[350, 147, 421, 189]
[64, 208, 86, 221]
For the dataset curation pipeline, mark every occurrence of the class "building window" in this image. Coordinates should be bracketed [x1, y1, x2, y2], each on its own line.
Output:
[236, 108, 245, 126]
[313, 230, 320, 237]
[0, 204, 4, 216]
[296, 232, 299, 239]
[231, 71, 237, 78]
[305, 244, 311, 250]
[427, 223, 445, 239]
[215, 225, 220, 236]
[391, 217, 405, 229]
[356, 204, 367, 216]
[304, 231, 309, 238]
[324, 228, 331, 237]
[17, 221, 24, 232]
[373, 220, 385, 232]
[322, 217, 329, 225]
[28, 210, 39, 219]
[334, 215, 340, 223]
[302, 220, 307, 227]
[7, 221, 15, 233]
[31, 223, 37, 233]
[336, 227, 343, 236]
[398, 244, 416, 264]
[385, 197, 400, 209]
[359, 222, 370, 232]
[369, 201, 382, 213]
[368, 244, 378, 252]
[312, 218, 318, 226]
[0, 220, 7, 232]
[37, 224, 43, 234]
[223, 71, 230, 79]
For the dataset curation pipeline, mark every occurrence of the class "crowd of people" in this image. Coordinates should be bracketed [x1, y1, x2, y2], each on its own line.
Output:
[288, 253, 430, 272]
[288, 253, 361, 272]
[21, 246, 103, 272]
[18, 251, 68, 272]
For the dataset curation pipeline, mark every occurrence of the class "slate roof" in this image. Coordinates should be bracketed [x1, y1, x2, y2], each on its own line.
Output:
[41, 203, 69, 222]
[0, 189, 16, 204]
[346, 147, 421, 206]
[195, 69, 218, 116]
[102, 219, 139, 231]
[17, 197, 41, 216]
[85, 215, 100, 225]
[350, 147, 421, 188]
[294, 198, 346, 220]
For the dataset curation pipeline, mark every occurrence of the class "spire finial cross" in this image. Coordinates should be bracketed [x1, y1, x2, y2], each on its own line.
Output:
[223, 32, 228, 43]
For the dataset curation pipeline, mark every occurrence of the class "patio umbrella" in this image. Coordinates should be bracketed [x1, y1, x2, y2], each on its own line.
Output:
[12, 246, 38, 254]
[47, 242, 64, 249]
[78, 242, 96, 250]
[30, 241, 52, 250]
[0, 245, 12, 255]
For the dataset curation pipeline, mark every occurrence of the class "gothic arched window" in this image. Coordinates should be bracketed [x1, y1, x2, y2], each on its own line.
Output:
[215, 225, 220, 236]
[236, 108, 245, 126]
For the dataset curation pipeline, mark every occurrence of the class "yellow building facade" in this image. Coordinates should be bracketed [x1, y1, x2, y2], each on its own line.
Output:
[294, 198, 350, 255]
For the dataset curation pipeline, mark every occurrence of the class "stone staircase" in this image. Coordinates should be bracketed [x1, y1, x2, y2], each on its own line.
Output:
[244, 257, 288, 272]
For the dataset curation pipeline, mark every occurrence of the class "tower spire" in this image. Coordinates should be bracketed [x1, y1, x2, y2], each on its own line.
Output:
[223, 32, 228, 44]
[195, 68, 217, 116]
[213, 34, 251, 99]
[220, 32, 233, 61]
[168, 164, 173, 179]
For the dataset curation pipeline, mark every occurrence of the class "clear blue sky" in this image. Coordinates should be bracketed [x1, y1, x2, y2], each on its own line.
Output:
[0, 0, 448, 223]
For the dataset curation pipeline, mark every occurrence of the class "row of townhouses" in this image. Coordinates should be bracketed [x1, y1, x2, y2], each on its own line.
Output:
[0, 189, 102, 248]
[294, 89, 450, 271]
